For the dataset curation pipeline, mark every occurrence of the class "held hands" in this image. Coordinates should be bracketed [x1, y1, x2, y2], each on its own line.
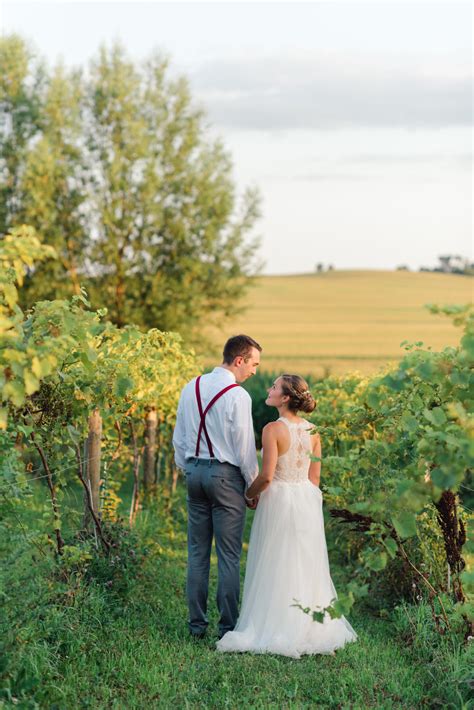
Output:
[244, 492, 259, 510]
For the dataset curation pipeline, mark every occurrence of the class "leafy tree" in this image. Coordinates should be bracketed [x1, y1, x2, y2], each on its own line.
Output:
[18, 64, 87, 298]
[0, 36, 261, 339]
[0, 36, 44, 232]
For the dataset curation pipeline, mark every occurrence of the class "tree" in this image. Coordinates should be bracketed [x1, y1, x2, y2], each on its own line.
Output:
[84, 45, 261, 331]
[18, 64, 87, 299]
[0, 36, 44, 233]
[0, 37, 261, 338]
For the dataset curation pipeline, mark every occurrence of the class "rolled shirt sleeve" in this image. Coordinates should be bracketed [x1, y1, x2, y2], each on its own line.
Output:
[229, 391, 259, 487]
[172, 387, 187, 471]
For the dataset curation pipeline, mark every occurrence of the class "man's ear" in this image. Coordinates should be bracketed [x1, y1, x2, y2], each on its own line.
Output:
[234, 355, 243, 367]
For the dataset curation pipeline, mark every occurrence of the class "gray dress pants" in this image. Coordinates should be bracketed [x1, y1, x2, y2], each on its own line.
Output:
[184, 458, 246, 637]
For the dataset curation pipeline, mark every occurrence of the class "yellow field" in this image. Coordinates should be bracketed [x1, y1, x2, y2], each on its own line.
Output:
[204, 270, 473, 378]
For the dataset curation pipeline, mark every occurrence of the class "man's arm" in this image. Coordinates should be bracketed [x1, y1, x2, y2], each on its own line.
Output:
[172, 387, 187, 471]
[229, 391, 259, 487]
[246, 423, 278, 499]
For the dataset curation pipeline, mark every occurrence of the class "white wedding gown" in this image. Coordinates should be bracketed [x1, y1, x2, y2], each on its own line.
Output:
[216, 417, 357, 658]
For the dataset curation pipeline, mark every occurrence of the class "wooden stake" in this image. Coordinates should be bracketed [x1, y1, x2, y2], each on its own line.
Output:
[84, 408, 102, 530]
[143, 407, 157, 491]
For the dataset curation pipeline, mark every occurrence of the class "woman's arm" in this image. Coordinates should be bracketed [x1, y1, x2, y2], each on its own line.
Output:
[245, 423, 279, 499]
[308, 433, 321, 486]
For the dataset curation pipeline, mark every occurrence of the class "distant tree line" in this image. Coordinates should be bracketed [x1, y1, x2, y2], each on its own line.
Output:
[397, 255, 473, 276]
[0, 35, 262, 341]
[314, 263, 334, 273]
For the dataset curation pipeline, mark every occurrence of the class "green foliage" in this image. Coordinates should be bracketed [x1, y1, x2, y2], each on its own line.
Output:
[1, 224, 198, 564]
[58, 520, 144, 599]
[1, 223, 197, 422]
[243, 370, 319, 447]
[0, 35, 261, 340]
[306, 304, 473, 621]
[0, 226, 58, 415]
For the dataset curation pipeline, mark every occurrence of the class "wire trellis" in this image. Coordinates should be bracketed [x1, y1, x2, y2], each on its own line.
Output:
[17, 452, 105, 478]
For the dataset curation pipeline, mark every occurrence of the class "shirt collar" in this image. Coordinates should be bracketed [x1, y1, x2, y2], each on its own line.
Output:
[212, 366, 237, 383]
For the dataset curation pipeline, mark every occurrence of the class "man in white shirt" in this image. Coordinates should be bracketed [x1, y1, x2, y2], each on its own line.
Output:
[173, 334, 262, 640]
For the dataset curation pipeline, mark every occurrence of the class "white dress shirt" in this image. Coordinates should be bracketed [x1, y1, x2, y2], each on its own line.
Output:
[172, 367, 259, 487]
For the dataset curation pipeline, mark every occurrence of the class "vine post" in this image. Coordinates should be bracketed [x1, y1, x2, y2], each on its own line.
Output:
[143, 407, 157, 492]
[84, 408, 102, 530]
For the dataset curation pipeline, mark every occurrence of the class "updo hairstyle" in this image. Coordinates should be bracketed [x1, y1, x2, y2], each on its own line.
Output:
[280, 374, 316, 413]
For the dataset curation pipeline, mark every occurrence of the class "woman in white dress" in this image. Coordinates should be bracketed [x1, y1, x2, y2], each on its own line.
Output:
[216, 374, 357, 658]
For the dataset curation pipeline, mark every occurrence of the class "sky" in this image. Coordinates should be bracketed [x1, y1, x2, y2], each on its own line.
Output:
[1, 1, 472, 274]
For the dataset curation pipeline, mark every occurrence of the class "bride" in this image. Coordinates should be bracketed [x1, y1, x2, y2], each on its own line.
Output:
[216, 374, 357, 658]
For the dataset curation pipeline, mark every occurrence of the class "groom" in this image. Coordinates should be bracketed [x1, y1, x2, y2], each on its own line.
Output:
[173, 334, 262, 639]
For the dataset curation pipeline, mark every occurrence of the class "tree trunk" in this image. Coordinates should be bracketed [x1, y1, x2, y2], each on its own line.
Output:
[84, 408, 102, 530]
[154, 418, 163, 484]
[143, 407, 157, 491]
[129, 420, 141, 526]
[434, 490, 467, 603]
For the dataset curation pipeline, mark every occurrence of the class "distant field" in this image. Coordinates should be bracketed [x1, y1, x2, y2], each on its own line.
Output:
[204, 270, 473, 377]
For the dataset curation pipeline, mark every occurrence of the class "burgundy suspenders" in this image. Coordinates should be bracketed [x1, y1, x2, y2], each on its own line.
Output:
[194, 375, 239, 457]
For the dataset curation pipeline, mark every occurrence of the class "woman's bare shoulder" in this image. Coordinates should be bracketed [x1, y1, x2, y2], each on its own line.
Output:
[263, 420, 286, 435]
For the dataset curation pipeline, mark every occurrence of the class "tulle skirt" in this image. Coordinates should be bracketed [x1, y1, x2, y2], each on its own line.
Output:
[216, 479, 357, 658]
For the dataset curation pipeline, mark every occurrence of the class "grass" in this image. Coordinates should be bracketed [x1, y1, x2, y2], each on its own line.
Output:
[203, 270, 473, 376]
[1, 483, 472, 709]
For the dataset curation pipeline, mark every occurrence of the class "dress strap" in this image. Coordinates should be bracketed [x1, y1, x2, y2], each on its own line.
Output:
[278, 417, 306, 427]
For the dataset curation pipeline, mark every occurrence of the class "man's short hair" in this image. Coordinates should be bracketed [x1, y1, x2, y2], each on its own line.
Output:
[223, 334, 262, 364]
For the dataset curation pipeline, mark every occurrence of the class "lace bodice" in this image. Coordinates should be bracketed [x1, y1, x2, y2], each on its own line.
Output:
[273, 417, 313, 483]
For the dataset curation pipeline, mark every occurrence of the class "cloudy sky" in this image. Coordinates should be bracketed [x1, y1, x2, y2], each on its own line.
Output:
[1, 1, 472, 274]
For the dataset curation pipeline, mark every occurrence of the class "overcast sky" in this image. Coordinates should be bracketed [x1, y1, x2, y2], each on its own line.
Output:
[1, 1, 472, 274]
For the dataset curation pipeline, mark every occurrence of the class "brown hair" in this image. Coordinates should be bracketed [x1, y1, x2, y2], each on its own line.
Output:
[280, 374, 316, 413]
[223, 334, 262, 364]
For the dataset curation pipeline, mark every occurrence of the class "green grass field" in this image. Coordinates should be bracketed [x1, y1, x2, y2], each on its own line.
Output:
[204, 270, 473, 377]
[1, 483, 471, 708]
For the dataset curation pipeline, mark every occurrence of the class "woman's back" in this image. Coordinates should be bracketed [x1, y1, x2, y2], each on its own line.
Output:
[273, 417, 313, 483]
